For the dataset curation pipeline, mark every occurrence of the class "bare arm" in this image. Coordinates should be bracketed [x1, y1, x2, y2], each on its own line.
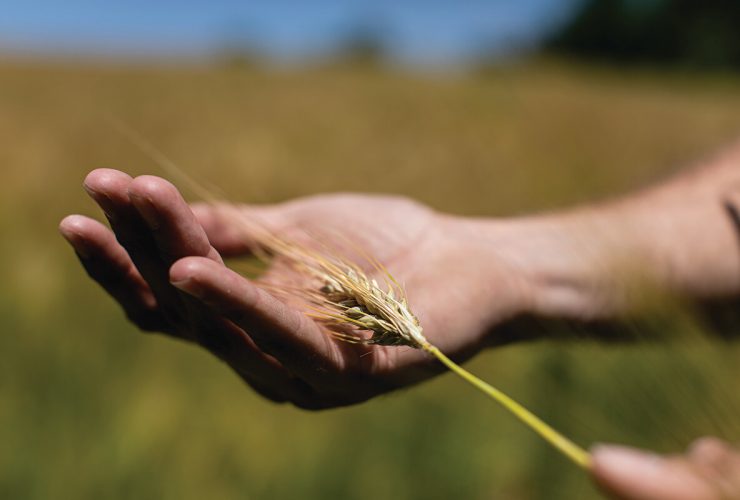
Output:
[463, 139, 740, 329]
[60, 140, 740, 499]
[58, 143, 740, 405]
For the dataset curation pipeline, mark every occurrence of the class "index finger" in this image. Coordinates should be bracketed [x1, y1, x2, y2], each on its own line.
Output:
[128, 175, 221, 263]
[169, 256, 345, 382]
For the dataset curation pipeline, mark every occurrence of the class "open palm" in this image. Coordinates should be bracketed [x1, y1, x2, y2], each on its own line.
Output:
[60, 169, 526, 408]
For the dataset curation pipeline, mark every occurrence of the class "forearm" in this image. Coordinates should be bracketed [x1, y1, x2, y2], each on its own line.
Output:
[460, 139, 740, 326]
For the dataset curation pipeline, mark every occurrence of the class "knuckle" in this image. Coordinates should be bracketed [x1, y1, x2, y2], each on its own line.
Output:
[86, 168, 130, 192]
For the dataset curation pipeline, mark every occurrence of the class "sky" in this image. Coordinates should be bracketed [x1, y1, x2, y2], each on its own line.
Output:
[0, 0, 581, 66]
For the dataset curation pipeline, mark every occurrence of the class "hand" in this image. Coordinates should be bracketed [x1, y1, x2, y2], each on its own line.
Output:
[592, 438, 740, 499]
[60, 169, 531, 409]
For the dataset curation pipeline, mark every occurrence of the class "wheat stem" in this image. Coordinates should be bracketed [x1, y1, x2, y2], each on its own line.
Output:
[423, 343, 592, 469]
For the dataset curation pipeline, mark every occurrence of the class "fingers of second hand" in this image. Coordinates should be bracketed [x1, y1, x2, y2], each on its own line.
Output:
[591, 444, 727, 500]
[687, 438, 740, 496]
[169, 256, 341, 383]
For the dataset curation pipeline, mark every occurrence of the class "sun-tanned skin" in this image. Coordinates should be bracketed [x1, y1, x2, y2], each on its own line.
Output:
[59, 169, 533, 410]
[60, 138, 740, 499]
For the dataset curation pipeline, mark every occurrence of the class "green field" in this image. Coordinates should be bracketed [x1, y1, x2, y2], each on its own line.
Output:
[2, 57, 740, 499]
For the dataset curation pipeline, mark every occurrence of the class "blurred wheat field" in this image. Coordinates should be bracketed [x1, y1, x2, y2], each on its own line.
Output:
[2, 57, 740, 499]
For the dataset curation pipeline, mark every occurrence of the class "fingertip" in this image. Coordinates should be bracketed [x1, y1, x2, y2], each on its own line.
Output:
[169, 256, 215, 292]
[128, 175, 180, 204]
[170, 255, 208, 277]
[59, 214, 115, 240]
[83, 168, 133, 196]
[59, 214, 87, 237]
[83, 170, 136, 221]
[590, 443, 622, 476]
[590, 444, 663, 490]
[590, 443, 722, 500]
[59, 215, 99, 258]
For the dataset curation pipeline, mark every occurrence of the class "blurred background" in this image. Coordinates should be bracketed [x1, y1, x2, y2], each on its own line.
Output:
[2, 1, 740, 498]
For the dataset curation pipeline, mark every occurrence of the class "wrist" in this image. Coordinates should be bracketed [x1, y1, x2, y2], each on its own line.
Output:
[444, 210, 631, 328]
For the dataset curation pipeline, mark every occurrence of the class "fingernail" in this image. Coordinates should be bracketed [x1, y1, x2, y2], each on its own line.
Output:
[61, 231, 91, 259]
[592, 444, 664, 478]
[171, 278, 202, 298]
[130, 194, 160, 230]
[83, 184, 117, 222]
[82, 182, 97, 198]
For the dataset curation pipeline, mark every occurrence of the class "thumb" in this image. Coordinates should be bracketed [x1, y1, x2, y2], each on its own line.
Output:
[191, 201, 288, 257]
[590, 443, 732, 500]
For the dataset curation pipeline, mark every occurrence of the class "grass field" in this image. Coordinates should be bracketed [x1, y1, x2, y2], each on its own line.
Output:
[2, 56, 740, 499]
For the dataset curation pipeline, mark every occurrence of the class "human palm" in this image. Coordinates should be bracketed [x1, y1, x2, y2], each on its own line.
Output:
[60, 169, 524, 408]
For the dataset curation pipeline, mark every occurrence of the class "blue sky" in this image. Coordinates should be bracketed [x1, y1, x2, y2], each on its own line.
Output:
[0, 0, 580, 65]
